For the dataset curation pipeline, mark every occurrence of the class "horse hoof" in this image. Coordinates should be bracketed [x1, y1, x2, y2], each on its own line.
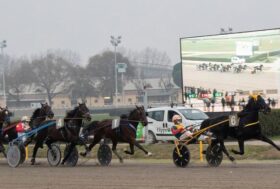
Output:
[80, 152, 86, 157]
[31, 159, 35, 165]
[229, 156, 235, 162]
[146, 152, 152, 156]
[120, 159, 124, 163]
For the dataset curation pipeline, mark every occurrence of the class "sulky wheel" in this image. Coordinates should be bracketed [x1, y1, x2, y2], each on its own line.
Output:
[7, 144, 24, 168]
[206, 143, 223, 167]
[47, 144, 61, 166]
[97, 144, 112, 166]
[18, 144, 26, 164]
[173, 144, 190, 168]
[63, 144, 79, 167]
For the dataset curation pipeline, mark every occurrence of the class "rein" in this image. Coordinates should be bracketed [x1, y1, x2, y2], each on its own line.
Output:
[244, 121, 260, 128]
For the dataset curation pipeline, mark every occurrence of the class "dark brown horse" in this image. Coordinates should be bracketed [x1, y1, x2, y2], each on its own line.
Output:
[0, 107, 14, 156]
[80, 105, 152, 163]
[31, 103, 91, 165]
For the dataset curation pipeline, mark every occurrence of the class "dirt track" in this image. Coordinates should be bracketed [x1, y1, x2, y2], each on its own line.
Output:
[0, 159, 280, 189]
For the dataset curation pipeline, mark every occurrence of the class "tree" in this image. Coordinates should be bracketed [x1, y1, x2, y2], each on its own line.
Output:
[6, 60, 36, 106]
[68, 65, 99, 102]
[87, 50, 134, 96]
[30, 52, 72, 105]
[121, 47, 172, 79]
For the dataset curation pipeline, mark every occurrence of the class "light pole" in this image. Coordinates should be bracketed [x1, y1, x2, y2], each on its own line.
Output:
[110, 36, 121, 105]
[0, 40, 7, 107]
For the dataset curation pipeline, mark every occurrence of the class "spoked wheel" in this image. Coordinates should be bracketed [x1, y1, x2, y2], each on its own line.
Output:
[97, 144, 112, 166]
[7, 144, 25, 168]
[206, 143, 223, 167]
[173, 144, 190, 168]
[63, 144, 79, 167]
[47, 144, 61, 166]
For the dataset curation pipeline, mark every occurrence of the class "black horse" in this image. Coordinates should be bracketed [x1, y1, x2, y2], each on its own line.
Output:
[80, 105, 152, 163]
[26, 103, 55, 164]
[31, 103, 91, 165]
[200, 95, 274, 162]
[0, 107, 14, 156]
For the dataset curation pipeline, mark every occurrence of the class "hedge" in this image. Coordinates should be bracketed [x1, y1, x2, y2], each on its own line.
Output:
[260, 109, 280, 136]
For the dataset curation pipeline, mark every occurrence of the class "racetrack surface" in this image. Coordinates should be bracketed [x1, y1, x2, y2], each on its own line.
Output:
[0, 159, 280, 189]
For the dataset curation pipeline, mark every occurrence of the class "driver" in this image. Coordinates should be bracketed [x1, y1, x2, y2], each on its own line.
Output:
[16, 116, 31, 143]
[171, 115, 193, 140]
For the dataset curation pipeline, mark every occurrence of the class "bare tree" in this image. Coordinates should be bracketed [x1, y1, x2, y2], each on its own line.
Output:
[6, 60, 36, 106]
[30, 52, 72, 105]
[121, 47, 172, 79]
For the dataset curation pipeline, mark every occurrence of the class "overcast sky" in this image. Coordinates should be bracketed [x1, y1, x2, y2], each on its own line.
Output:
[0, 0, 279, 65]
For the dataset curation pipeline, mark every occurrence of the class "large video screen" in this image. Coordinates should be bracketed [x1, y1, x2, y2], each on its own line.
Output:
[181, 28, 280, 111]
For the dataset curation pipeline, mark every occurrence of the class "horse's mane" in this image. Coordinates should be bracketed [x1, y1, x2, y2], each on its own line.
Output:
[31, 108, 41, 120]
[66, 107, 78, 117]
[128, 108, 138, 118]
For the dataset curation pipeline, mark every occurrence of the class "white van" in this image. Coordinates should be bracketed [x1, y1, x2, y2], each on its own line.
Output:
[146, 106, 209, 143]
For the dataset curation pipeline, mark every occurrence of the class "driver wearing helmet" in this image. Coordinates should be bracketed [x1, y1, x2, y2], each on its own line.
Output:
[16, 116, 31, 143]
[171, 115, 193, 140]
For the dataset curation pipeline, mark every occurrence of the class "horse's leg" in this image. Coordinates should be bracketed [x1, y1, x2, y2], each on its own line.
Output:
[31, 141, 43, 165]
[80, 135, 103, 157]
[112, 140, 123, 163]
[231, 139, 245, 155]
[219, 140, 235, 162]
[0, 143, 6, 158]
[256, 134, 280, 151]
[61, 143, 75, 165]
[134, 141, 152, 156]
[124, 142, 134, 155]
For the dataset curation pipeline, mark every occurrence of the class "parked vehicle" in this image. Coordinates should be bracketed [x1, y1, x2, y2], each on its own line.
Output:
[146, 106, 209, 143]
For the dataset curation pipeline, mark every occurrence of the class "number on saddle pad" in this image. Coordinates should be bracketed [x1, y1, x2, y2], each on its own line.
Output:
[229, 113, 239, 127]
[112, 119, 120, 129]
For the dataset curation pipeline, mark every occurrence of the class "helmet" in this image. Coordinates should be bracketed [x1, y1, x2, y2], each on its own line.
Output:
[249, 94, 258, 100]
[21, 116, 30, 122]
[172, 115, 182, 123]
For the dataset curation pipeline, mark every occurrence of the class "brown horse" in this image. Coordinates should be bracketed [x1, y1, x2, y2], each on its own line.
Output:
[80, 105, 152, 163]
[31, 103, 91, 165]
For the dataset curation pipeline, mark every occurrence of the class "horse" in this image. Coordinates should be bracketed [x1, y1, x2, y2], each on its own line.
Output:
[0, 107, 14, 156]
[30, 103, 91, 165]
[80, 105, 152, 163]
[200, 95, 274, 162]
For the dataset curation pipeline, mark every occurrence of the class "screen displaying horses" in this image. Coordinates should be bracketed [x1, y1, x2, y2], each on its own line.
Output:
[180, 28, 280, 110]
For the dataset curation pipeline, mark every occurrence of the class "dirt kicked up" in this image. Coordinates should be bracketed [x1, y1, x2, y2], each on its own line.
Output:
[0, 159, 280, 189]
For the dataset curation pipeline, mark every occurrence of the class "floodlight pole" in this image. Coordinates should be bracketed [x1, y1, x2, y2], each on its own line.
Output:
[110, 36, 121, 106]
[0, 40, 7, 107]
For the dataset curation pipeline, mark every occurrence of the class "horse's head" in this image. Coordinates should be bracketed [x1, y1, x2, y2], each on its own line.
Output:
[130, 105, 148, 126]
[247, 95, 271, 114]
[77, 103, 91, 121]
[0, 106, 12, 125]
[40, 102, 54, 119]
